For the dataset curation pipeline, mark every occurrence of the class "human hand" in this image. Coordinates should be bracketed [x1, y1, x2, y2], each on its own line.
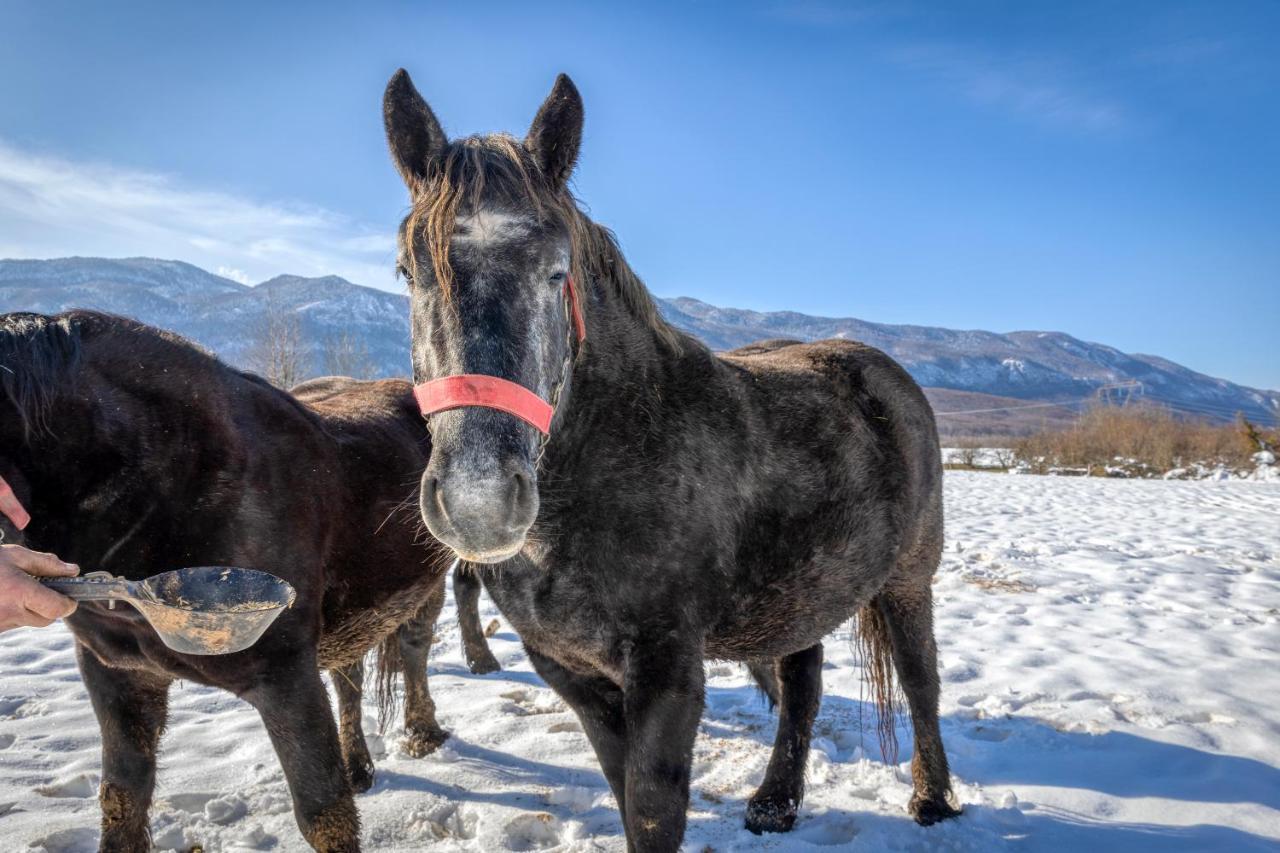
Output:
[0, 545, 80, 632]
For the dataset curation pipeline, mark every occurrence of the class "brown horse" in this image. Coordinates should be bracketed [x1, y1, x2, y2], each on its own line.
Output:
[0, 311, 455, 852]
[383, 71, 962, 851]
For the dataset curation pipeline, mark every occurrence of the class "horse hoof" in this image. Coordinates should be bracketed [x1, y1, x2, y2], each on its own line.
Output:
[467, 654, 502, 675]
[744, 796, 798, 834]
[909, 794, 962, 826]
[346, 758, 375, 794]
[404, 726, 450, 758]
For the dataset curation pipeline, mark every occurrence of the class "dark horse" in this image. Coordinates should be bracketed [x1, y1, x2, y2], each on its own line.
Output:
[382, 71, 961, 850]
[0, 311, 457, 853]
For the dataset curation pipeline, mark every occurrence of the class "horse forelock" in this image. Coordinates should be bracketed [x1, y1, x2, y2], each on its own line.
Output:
[400, 133, 685, 352]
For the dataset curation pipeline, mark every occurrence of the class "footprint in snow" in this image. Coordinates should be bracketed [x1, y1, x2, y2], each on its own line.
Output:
[161, 791, 218, 813]
[790, 814, 860, 846]
[0, 695, 44, 718]
[26, 827, 99, 853]
[501, 812, 562, 850]
[546, 720, 582, 734]
[500, 688, 565, 716]
[35, 773, 99, 799]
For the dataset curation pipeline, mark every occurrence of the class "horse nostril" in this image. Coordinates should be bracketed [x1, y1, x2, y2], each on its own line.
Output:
[423, 476, 448, 520]
[512, 472, 531, 505]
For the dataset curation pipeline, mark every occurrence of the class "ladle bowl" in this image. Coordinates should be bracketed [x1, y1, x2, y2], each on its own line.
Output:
[42, 566, 296, 655]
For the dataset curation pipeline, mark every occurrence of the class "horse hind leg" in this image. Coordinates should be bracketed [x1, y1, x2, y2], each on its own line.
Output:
[745, 643, 823, 834]
[398, 581, 451, 757]
[872, 563, 962, 825]
[331, 658, 375, 793]
[454, 564, 501, 674]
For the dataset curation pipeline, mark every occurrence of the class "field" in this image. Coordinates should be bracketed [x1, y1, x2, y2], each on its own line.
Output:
[2, 472, 1278, 852]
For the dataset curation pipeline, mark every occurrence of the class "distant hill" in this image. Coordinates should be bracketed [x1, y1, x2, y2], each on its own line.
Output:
[2, 257, 1275, 433]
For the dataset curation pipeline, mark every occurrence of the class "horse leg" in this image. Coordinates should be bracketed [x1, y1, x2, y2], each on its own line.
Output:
[744, 643, 823, 834]
[526, 648, 628, 815]
[622, 643, 705, 852]
[401, 581, 450, 757]
[454, 565, 500, 674]
[245, 660, 360, 852]
[875, 575, 961, 825]
[331, 658, 375, 793]
[77, 644, 170, 853]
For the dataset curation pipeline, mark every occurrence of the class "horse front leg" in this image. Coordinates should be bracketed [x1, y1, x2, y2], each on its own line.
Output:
[454, 564, 500, 674]
[399, 580, 450, 757]
[77, 644, 170, 853]
[622, 642, 705, 853]
[527, 648, 628, 815]
[244, 656, 359, 852]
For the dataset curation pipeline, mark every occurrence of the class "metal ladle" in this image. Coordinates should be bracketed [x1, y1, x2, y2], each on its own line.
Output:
[41, 566, 297, 655]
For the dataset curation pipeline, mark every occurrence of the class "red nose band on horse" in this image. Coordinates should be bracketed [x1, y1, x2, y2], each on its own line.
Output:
[0, 473, 31, 530]
[415, 375, 555, 434]
[413, 276, 585, 435]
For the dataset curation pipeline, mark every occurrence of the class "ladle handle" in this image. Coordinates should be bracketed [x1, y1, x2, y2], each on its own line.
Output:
[40, 575, 132, 602]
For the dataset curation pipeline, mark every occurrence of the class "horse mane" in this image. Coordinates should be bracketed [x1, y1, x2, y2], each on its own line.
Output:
[402, 133, 687, 352]
[0, 312, 83, 439]
[0, 310, 320, 440]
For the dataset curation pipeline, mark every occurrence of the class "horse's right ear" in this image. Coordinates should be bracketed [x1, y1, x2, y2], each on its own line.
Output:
[383, 69, 447, 188]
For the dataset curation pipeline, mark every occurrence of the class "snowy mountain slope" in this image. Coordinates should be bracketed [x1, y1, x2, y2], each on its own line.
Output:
[662, 297, 1280, 423]
[1, 258, 1274, 426]
[1, 473, 1277, 851]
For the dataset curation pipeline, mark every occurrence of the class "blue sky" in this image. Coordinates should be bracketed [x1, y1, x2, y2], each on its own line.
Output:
[1, 1, 1276, 389]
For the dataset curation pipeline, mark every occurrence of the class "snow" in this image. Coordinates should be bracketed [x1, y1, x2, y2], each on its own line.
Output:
[1, 473, 1278, 851]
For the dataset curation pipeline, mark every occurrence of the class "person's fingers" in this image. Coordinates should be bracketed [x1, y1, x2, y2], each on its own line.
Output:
[1, 545, 79, 577]
[23, 583, 77, 620]
[21, 608, 55, 629]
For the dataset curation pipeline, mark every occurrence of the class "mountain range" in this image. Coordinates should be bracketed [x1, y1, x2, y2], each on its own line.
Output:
[1, 257, 1275, 435]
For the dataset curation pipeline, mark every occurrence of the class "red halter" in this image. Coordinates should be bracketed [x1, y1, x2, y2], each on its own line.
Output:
[0, 473, 31, 531]
[413, 276, 586, 435]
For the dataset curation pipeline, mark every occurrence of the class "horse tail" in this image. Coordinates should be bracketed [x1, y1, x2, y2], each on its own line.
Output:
[856, 598, 901, 763]
[373, 632, 403, 734]
[746, 661, 781, 710]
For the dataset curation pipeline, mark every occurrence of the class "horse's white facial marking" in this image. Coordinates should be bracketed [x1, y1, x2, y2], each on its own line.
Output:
[453, 211, 533, 248]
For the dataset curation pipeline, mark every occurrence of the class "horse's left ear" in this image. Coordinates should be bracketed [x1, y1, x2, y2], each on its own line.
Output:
[525, 74, 583, 188]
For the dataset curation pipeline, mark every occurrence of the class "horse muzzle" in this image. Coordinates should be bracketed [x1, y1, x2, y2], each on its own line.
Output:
[419, 453, 538, 564]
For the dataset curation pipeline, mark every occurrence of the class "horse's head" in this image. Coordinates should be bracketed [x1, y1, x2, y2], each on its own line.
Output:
[384, 70, 586, 563]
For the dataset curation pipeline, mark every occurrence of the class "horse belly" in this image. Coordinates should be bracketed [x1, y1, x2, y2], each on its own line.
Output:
[705, 552, 889, 661]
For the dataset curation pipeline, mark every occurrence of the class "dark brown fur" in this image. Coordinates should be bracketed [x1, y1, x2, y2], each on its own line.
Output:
[0, 312, 455, 852]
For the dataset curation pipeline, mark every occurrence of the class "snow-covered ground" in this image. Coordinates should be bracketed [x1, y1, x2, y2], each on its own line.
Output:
[2, 472, 1278, 852]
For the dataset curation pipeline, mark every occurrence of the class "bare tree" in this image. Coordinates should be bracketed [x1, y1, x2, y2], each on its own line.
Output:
[245, 290, 309, 389]
[322, 330, 377, 380]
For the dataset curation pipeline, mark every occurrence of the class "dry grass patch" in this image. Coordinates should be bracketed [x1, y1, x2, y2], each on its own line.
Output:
[1014, 406, 1276, 476]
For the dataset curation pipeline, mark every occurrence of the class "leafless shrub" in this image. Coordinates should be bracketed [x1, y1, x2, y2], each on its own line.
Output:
[1014, 404, 1270, 474]
[246, 290, 310, 389]
[322, 330, 376, 379]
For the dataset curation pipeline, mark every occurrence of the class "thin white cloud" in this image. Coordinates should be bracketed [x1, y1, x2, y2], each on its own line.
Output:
[893, 44, 1128, 134]
[0, 140, 399, 289]
[215, 265, 252, 284]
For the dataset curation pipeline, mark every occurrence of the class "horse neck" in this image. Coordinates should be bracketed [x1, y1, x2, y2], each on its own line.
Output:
[553, 266, 704, 455]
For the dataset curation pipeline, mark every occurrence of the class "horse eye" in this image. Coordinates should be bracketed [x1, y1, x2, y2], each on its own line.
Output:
[548, 271, 567, 285]
[398, 264, 414, 284]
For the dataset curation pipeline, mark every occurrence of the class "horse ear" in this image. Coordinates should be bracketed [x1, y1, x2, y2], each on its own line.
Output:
[525, 74, 583, 188]
[383, 68, 447, 187]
